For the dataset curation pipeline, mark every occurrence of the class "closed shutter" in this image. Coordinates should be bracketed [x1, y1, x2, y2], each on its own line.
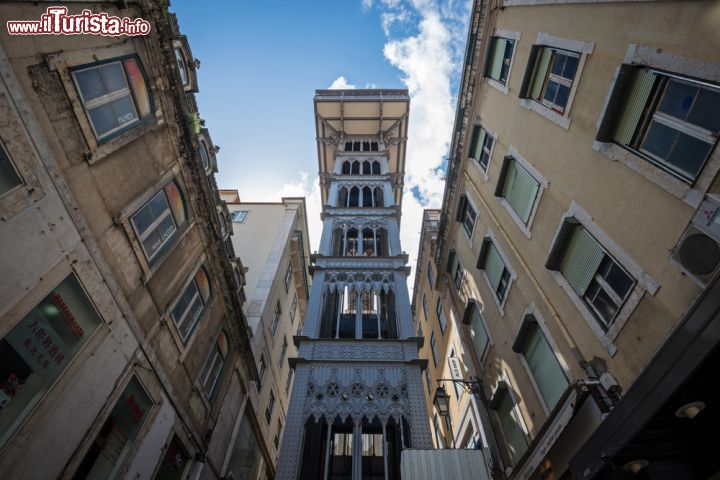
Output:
[530, 47, 553, 100]
[613, 68, 657, 145]
[468, 125, 481, 159]
[483, 242, 505, 291]
[502, 160, 540, 223]
[489, 38, 507, 81]
[469, 307, 489, 358]
[559, 227, 604, 295]
[523, 323, 568, 409]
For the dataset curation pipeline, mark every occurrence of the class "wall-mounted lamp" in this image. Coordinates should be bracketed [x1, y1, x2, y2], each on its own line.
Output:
[675, 401, 706, 419]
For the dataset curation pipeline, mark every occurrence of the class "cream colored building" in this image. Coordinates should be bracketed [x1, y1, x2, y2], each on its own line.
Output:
[413, 1, 720, 479]
[220, 192, 312, 473]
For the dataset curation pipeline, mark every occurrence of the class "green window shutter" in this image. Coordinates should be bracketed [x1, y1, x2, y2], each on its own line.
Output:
[489, 38, 507, 81]
[469, 307, 489, 358]
[468, 125, 481, 159]
[613, 68, 657, 145]
[498, 393, 528, 465]
[483, 242, 504, 291]
[523, 324, 568, 409]
[559, 227, 604, 295]
[502, 160, 540, 224]
[530, 47, 553, 100]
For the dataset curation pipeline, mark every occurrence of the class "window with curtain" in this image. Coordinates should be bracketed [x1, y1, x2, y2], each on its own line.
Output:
[556, 225, 635, 329]
[485, 37, 515, 85]
[499, 157, 540, 224]
[479, 240, 512, 304]
[599, 67, 720, 182]
[518, 320, 568, 409]
[521, 46, 580, 114]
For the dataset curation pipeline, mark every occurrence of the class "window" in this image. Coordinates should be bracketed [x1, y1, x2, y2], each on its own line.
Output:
[453, 260, 465, 291]
[496, 157, 540, 225]
[231, 210, 249, 223]
[71, 56, 152, 141]
[257, 354, 266, 392]
[523, 46, 579, 114]
[514, 318, 568, 409]
[464, 300, 489, 360]
[436, 300, 447, 334]
[265, 391, 275, 424]
[493, 387, 528, 465]
[279, 336, 288, 366]
[478, 239, 512, 305]
[485, 37, 515, 85]
[284, 262, 293, 293]
[174, 47, 189, 86]
[170, 266, 212, 343]
[73, 376, 153, 479]
[271, 301, 281, 336]
[455, 195, 476, 238]
[427, 261, 436, 288]
[226, 413, 265, 479]
[433, 414, 444, 449]
[422, 294, 429, 321]
[290, 294, 298, 324]
[274, 419, 282, 449]
[153, 434, 190, 480]
[199, 331, 229, 399]
[0, 274, 102, 447]
[0, 142, 22, 197]
[599, 68, 720, 183]
[131, 180, 187, 263]
[425, 369, 432, 395]
[430, 332, 439, 367]
[199, 140, 211, 173]
[285, 369, 294, 396]
[557, 225, 635, 330]
[468, 125, 494, 172]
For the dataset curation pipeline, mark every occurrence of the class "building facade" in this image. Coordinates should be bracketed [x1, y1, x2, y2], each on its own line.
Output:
[276, 89, 433, 479]
[221, 191, 312, 473]
[0, 3, 267, 479]
[413, 1, 720, 479]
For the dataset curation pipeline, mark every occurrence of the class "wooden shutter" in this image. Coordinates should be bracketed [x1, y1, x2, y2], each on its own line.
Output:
[502, 160, 540, 224]
[489, 38, 507, 81]
[522, 323, 568, 409]
[468, 125, 481, 159]
[559, 226, 604, 295]
[483, 242, 505, 291]
[530, 47, 553, 100]
[613, 68, 657, 145]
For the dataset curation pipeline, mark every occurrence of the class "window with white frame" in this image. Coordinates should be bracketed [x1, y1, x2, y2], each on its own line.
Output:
[130, 180, 187, 263]
[231, 210, 248, 223]
[265, 390, 275, 424]
[491, 386, 528, 466]
[551, 223, 635, 330]
[514, 317, 568, 409]
[284, 262, 293, 293]
[271, 300, 281, 336]
[430, 332, 440, 367]
[200, 330, 229, 399]
[279, 336, 288, 367]
[453, 259, 465, 291]
[468, 124, 494, 172]
[71, 56, 153, 141]
[0, 142, 22, 197]
[522, 46, 580, 114]
[485, 37, 515, 86]
[257, 353, 266, 392]
[455, 195, 477, 238]
[436, 299, 447, 334]
[478, 239, 512, 305]
[597, 67, 720, 183]
[496, 156, 540, 225]
[170, 266, 212, 343]
[463, 299, 489, 361]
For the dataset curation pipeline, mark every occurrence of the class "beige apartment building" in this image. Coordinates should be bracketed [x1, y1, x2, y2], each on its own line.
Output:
[220, 191, 312, 472]
[0, 2, 268, 479]
[413, 1, 720, 479]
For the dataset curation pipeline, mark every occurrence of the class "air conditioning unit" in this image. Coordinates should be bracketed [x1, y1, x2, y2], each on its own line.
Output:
[671, 197, 720, 285]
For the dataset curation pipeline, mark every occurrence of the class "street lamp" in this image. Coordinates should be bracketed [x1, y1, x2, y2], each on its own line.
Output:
[433, 385, 451, 417]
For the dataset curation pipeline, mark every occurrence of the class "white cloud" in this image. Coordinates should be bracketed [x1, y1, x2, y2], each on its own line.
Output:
[328, 76, 357, 90]
[276, 172, 323, 252]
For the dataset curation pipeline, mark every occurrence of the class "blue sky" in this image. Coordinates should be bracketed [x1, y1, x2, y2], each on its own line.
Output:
[172, 0, 471, 273]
